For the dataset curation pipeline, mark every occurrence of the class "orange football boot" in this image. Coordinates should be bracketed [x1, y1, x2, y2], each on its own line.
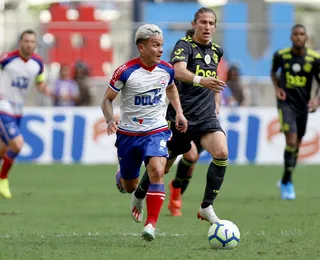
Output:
[168, 180, 182, 216]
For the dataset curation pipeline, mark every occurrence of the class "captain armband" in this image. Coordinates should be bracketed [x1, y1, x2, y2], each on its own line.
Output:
[193, 75, 202, 84]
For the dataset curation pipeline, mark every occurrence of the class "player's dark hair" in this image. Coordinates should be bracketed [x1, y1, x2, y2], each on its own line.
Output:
[20, 29, 37, 40]
[291, 24, 306, 34]
[193, 7, 217, 24]
[185, 28, 195, 37]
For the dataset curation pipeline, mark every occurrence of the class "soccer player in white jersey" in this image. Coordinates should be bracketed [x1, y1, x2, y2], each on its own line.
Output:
[101, 24, 188, 241]
[0, 29, 50, 199]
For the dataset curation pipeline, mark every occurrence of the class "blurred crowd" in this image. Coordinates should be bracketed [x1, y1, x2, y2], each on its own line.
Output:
[48, 60, 251, 108]
[50, 61, 95, 107]
[221, 65, 251, 107]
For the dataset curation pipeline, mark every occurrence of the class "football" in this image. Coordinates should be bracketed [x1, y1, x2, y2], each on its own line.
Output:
[208, 220, 240, 250]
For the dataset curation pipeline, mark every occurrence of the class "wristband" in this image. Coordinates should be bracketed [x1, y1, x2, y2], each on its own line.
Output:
[193, 75, 202, 84]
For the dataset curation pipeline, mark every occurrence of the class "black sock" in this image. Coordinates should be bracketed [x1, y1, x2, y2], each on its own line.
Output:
[172, 157, 194, 189]
[282, 145, 296, 184]
[181, 174, 192, 194]
[292, 147, 299, 169]
[201, 158, 227, 208]
[134, 170, 150, 199]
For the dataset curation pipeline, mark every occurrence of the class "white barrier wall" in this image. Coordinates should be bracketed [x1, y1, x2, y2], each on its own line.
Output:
[17, 107, 320, 164]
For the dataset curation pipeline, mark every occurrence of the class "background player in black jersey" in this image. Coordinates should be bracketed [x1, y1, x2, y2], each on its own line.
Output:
[131, 7, 227, 225]
[271, 24, 320, 200]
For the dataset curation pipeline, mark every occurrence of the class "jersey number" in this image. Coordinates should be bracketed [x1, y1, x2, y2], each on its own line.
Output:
[12, 77, 29, 89]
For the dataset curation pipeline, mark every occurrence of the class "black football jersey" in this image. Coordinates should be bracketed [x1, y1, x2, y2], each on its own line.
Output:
[166, 36, 223, 125]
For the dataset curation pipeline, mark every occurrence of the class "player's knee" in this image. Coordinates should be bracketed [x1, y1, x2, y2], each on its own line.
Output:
[212, 145, 228, 159]
[184, 153, 199, 163]
[148, 166, 164, 183]
[9, 135, 24, 153]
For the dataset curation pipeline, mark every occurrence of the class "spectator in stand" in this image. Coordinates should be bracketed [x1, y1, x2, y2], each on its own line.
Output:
[52, 64, 79, 106]
[225, 65, 250, 106]
[73, 61, 95, 106]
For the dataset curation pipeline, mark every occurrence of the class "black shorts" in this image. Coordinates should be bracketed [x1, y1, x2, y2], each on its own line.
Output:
[277, 103, 308, 139]
[167, 118, 224, 158]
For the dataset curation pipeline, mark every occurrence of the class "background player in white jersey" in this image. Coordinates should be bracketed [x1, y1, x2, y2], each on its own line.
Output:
[101, 24, 187, 241]
[0, 29, 50, 199]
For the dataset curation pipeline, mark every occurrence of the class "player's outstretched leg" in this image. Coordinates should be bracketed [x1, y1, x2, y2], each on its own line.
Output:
[197, 158, 226, 224]
[198, 132, 227, 224]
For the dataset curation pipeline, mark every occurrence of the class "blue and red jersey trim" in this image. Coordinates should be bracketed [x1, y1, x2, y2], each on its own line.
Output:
[117, 125, 169, 136]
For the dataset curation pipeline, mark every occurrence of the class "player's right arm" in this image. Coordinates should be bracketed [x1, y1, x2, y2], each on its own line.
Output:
[101, 88, 119, 135]
[170, 40, 225, 92]
[271, 51, 286, 101]
[101, 65, 125, 135]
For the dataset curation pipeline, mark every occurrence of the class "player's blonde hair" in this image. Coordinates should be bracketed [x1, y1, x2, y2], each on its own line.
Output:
[135, 24, 163, 45]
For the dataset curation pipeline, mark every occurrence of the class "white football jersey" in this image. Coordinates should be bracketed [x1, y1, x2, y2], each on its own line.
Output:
[0, 50, 44, 116]
[109, 58, 174, 135]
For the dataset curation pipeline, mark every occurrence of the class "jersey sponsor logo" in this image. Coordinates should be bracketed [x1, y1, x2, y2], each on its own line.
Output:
[132, 117, 143, 125]
[134, 88, 162, 106]
[132, 117, 158, 125]
[11, 76, 29, 89]
[285, 72, 307, 88]
[195, 64, 217, 78]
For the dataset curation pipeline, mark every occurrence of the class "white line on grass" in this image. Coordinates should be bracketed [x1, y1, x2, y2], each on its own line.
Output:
[0, 232, 187, 238]
[0, 229, 304, 238]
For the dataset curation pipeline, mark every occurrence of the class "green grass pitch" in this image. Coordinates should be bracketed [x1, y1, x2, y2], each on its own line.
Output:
[0, 164, 320, 260]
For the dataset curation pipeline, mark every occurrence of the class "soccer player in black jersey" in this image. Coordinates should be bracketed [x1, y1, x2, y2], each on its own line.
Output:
[271, 24, 320, 200]
[131, 7, 227, 225]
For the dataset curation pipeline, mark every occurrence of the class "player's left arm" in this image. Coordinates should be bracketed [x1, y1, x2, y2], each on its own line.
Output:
[166, 82, 188, 132]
